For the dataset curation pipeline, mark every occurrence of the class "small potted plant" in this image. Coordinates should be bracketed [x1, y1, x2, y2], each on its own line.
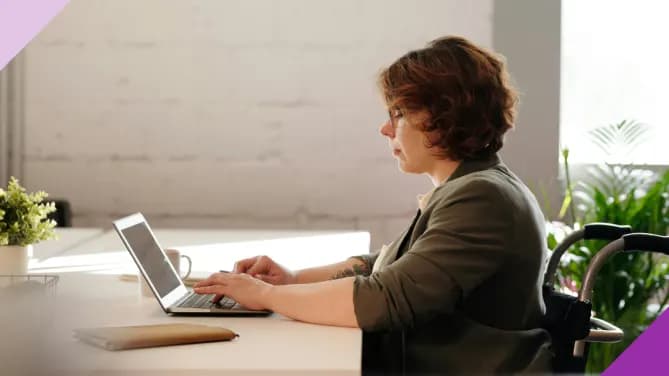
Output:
[0, 177, 57, 276]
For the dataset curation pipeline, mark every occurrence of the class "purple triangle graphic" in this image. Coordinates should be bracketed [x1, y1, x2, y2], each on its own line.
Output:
[603, 308, 669, 375]
[0, 0, 70, 70]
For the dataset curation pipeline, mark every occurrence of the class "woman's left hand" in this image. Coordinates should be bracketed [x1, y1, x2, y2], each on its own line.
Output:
[193, 272, 273, 311]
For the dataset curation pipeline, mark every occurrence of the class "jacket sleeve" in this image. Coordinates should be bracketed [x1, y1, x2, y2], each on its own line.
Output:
[348, 250, 380, 276]
[353, 179, 515, 332]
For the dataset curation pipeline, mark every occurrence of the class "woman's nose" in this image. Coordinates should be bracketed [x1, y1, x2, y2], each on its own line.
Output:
[379, 120, 394, 138]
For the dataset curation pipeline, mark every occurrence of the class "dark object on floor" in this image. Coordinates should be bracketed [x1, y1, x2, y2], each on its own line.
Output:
[47, 199, 72, 227]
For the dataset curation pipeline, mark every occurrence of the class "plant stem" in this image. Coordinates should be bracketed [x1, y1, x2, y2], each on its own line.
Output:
[562, 148, 578, 225]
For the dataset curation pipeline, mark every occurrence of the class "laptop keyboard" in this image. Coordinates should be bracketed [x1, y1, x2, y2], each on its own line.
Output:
[176, 292, 237, 309]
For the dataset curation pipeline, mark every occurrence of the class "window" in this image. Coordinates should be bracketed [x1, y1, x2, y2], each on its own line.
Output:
[561, 0, 669, 165]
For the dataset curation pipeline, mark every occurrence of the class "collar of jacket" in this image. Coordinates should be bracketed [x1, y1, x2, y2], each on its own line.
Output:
[425, 153, 503, 203]
[448, 153, 502, 183]
[417, 153, 503, 212]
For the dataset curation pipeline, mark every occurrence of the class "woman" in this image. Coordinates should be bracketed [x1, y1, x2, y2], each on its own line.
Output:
[194, 36, 552, 374]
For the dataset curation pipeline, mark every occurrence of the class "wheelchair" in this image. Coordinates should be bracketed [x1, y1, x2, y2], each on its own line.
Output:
[543, 222, 669, 373]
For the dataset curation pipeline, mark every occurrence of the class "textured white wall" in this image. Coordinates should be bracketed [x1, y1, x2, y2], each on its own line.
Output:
[22, 0, 494, 250]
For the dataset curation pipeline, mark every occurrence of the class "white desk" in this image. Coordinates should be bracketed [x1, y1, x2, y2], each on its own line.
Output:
[13, 228, 368, 375]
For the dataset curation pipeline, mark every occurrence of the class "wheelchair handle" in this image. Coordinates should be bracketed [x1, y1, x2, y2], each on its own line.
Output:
[583, 223, 632, 241]
[623, 233, 669, 254]
[544, 223, 632, 286]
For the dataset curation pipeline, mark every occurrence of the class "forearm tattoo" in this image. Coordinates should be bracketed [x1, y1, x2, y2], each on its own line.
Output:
[330, 256, 374, 280]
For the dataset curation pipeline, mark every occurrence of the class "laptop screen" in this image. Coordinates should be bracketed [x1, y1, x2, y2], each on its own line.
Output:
[121, 222, 181, 298]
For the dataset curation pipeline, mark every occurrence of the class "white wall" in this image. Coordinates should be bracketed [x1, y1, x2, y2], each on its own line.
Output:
[22, 0, 495, 250]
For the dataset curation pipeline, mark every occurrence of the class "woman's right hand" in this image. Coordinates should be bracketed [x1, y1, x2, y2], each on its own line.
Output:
[233, 255, 297, 285]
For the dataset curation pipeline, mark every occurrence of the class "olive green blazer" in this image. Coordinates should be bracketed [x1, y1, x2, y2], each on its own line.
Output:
[353, 155, 552, 374]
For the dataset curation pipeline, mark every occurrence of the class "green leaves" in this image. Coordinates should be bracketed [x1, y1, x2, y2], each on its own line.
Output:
[551, 120, 669, 372]
[0, 177, 57, 246]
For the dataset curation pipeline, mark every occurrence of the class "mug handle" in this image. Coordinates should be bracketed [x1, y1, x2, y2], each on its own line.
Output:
[180, 255, 192, 280]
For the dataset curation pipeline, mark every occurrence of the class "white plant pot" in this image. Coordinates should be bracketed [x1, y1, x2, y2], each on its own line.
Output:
[0, 245, 33, 276]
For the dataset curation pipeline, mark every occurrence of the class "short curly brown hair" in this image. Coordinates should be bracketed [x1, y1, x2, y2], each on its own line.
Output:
[378, 36, 518, 160]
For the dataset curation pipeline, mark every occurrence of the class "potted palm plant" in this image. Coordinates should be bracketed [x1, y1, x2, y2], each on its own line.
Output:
[0, 177, 57, 277]
[548, 120, 669, 372]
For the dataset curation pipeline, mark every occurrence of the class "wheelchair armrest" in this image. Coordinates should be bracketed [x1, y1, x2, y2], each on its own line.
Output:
[585, 317, 624, 343]
[573, 317, 624, 357]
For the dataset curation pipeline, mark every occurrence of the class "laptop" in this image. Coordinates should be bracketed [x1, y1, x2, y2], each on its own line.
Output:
[113, 212, 271, 316]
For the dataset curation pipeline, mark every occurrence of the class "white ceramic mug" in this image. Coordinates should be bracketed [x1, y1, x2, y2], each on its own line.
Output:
[139, 248, 192, 297]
